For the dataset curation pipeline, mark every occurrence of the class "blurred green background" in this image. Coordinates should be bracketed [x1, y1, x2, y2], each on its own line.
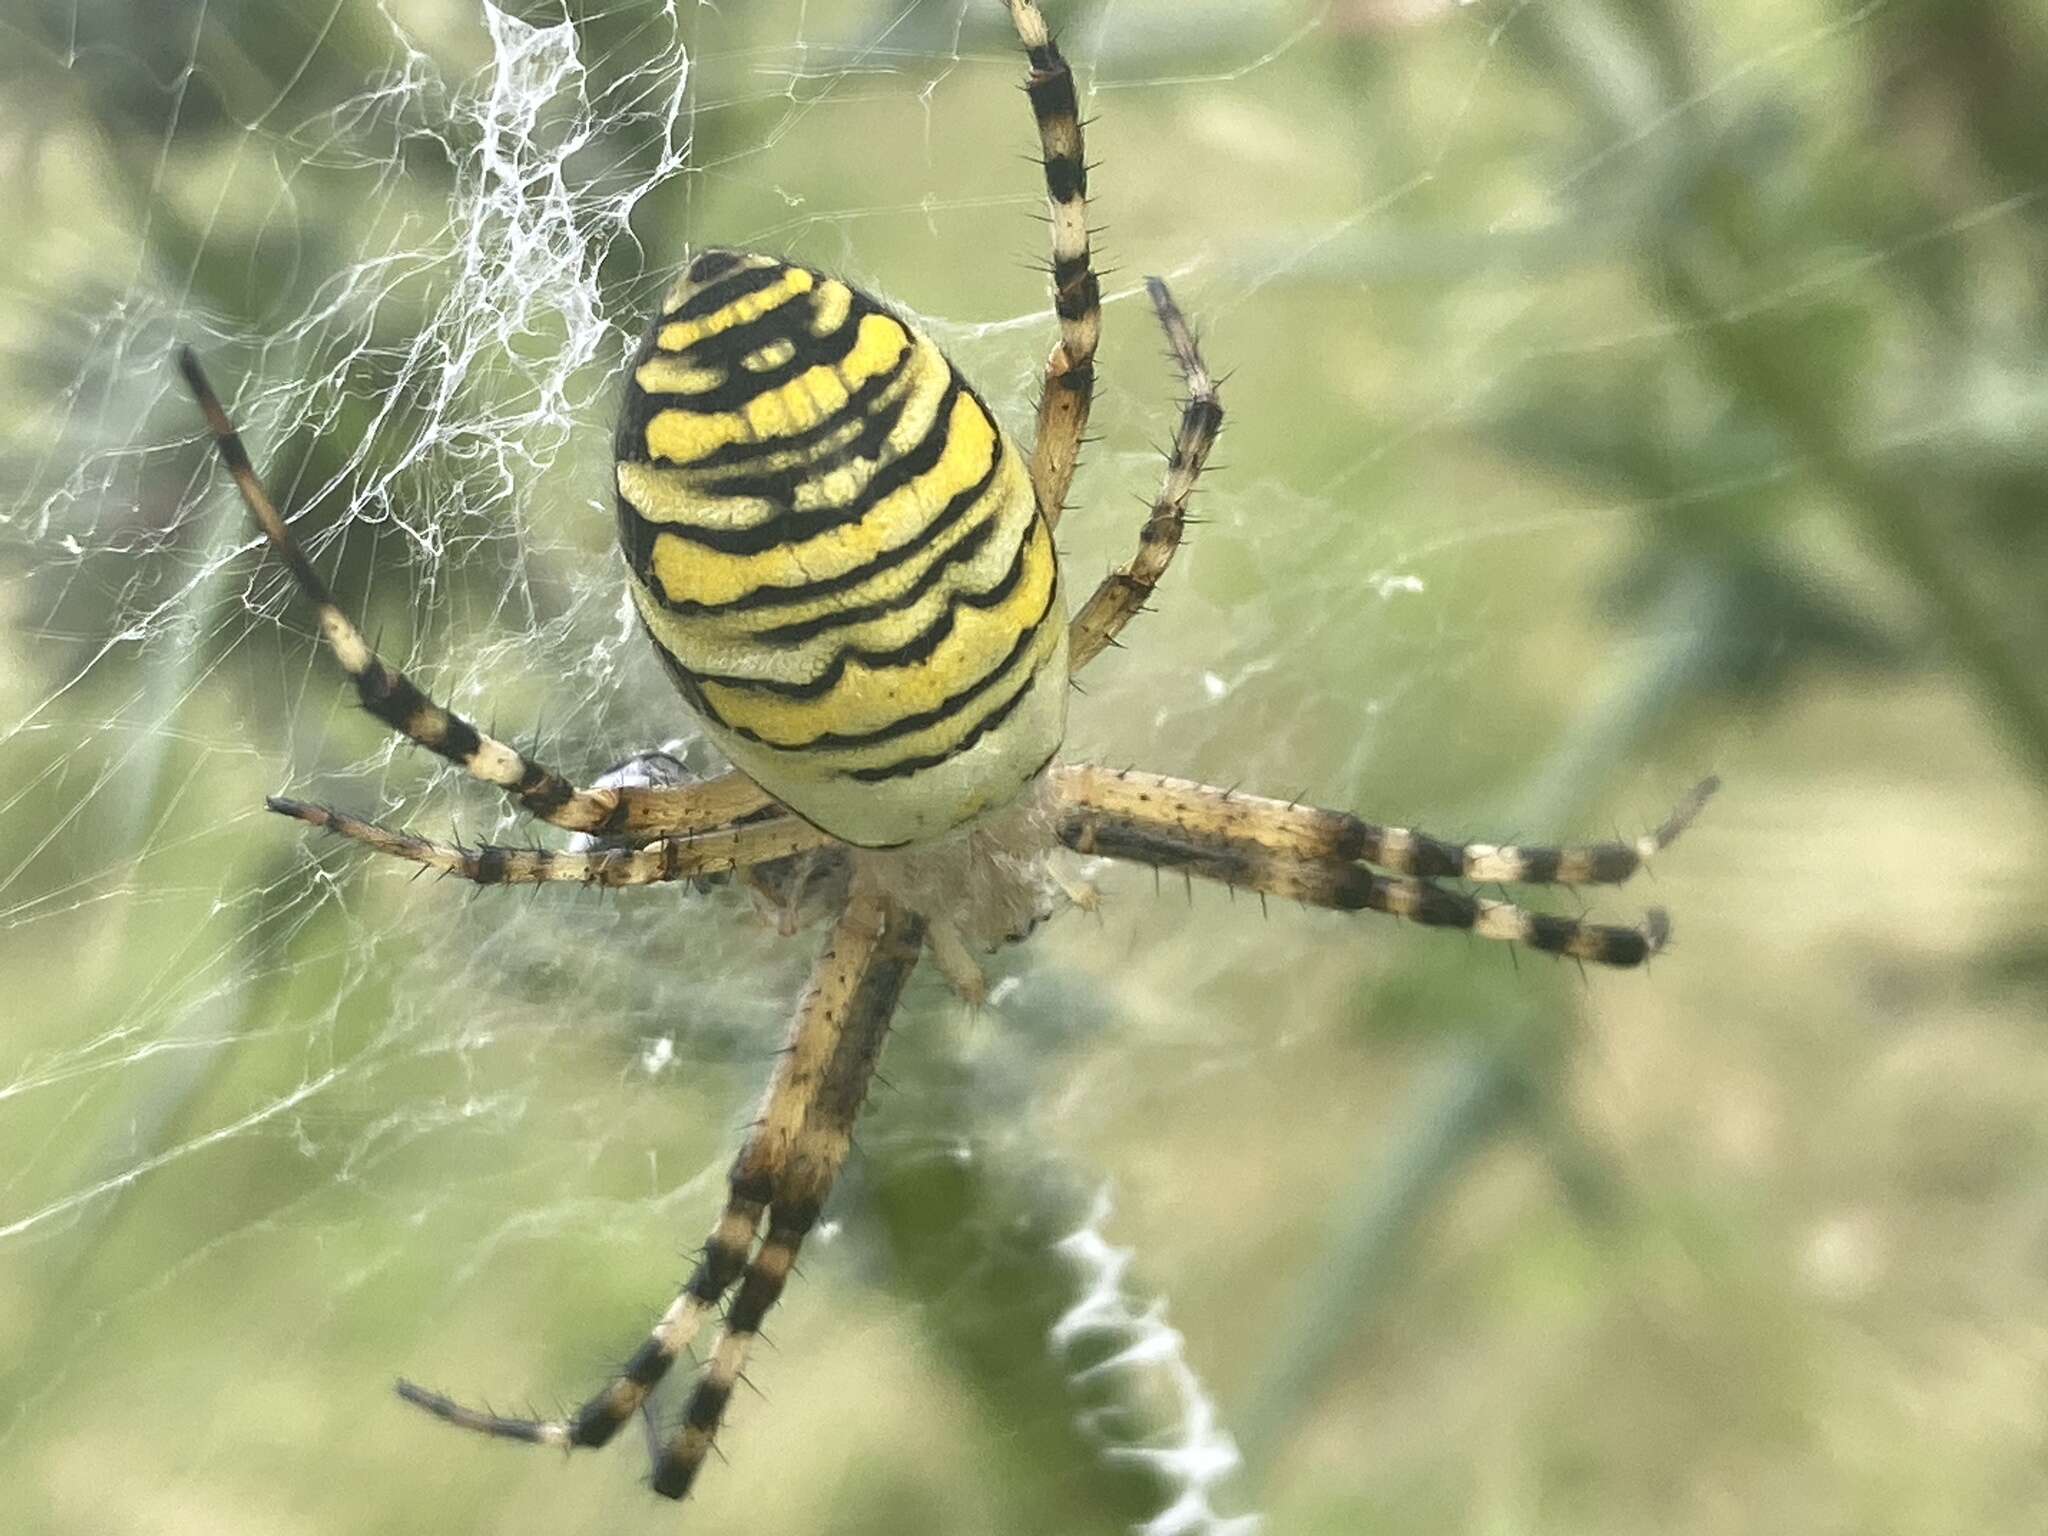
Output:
[3, 0, 2046, 1532]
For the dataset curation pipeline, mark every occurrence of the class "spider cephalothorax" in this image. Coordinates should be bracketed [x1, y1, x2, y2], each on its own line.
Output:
[180, 0, 1712, 1506]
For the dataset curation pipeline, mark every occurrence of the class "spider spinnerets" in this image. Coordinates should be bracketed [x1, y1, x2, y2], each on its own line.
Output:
[179, 0, 1714, 1507]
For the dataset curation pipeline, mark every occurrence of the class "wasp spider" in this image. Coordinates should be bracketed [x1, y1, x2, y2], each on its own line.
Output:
[180, 0, 1714, 1505]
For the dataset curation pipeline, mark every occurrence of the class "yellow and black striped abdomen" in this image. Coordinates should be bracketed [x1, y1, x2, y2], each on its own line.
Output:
[616, 252, 1068, 848]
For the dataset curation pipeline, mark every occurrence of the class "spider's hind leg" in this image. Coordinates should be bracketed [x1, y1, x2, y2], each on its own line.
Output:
[1052, 766, 1717, 967]
[648, 885, 924, 1499]
[1056, 767, 1716, 890]
[397, 883, 923, 1491]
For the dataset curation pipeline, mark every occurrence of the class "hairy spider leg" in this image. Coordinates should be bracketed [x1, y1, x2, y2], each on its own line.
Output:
[396, 883, 920, 1473]
[650, 884, 924, 1498]
[1055, 768, 1717, 967]
[178, 347, 774, 843]
[1054, 766, 1718, 886]
[1011, 0, 1100, 528]
[268, 798, 835, 888]
[1066, 279, 1224, 672]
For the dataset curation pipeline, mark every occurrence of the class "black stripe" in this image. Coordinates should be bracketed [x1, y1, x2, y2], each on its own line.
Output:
[1042, 151, 1086, 204]
[666, 258, 787, 324]
[618, 269, 854, 465]
[684, 248, 744, 285]
[1582, 845, 1638, 883]
[643, 615, 712, 716]
[356, 666, 478, 764]
[724, 1233, 810, 1341]
[675, 283, 861, 375]
[618, 282, 909, 487]
[614, 370, 913, 577]
[1026, 52, 1078, 137]
[1514, 847, 1563, 883]
[634, 375, 970, 560]
[647, 388, 1003, 618]
[688, 360, 913, 493]
[1366, 829, 1458, 879]
[1182, 398, 1225, 445]
[1401, 842, 1462, 880]
[1406, 881, 1481, 930]
[687, 376, 900, 471]
[618, 1336, 674, 1391]
[567, 1404, 630, 1449]
[644, 304, 868, 416]
[681, 1378, 731, 1436]
[1528, 912, 1593, 958]
[1578, 920, 1650, 962]
[1332, 872, 1420, 920]
[722, 1262, 794, 1339]
[752, 512, 1001, 644]
[710, 561, 1056, 754]
[518, 772, 572, 817]
[687, 1217, 754, 1300]
[651, 1459, 702, 1501]
[1054, 266, 1099, 322]
[680, 524, 1037, 700]
[274, 542, 333, 609]
[843, 659, 1040, 783]
[218, 430, 256, 477]
[659, 294, 917, 473]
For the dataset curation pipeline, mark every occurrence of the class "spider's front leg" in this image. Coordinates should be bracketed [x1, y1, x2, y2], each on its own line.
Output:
[1053, 765, 1717, 966]
[178, 349, 775, 845]
[1011, 3, 1224, 668]
[1067, 278, 1223, 673]
[398, 881, 924, 1501]
[1010, 0, 1100, 526]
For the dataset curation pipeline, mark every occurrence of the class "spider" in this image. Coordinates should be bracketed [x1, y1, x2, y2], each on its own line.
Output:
[179, 0, 1714, 1505]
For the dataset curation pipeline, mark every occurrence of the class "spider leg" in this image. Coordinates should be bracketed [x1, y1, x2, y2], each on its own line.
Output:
[649, 882, 924, 1499]
[177, 348, 775, 842]
[585, 773, 782, 845]
[1053, 766, 1717, 886]
[1008, 0, 1099, 528]
[397, 882, 921, 1475]
[268, 797, 834, 887]
[1067, 280, 1223, 672]
[923, 915, 990, 1004]
[1053, 766, 1717, 967]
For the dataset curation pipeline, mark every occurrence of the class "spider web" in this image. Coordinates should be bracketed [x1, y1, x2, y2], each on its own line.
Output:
[6, 1, 2037, 1533]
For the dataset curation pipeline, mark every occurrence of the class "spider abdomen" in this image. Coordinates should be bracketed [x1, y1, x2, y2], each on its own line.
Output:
[615, 251, 1068, 848]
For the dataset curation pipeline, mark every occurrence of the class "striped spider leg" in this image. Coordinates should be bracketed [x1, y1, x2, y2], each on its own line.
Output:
[267, 797, 836, 888]
[1053, 767, 1719, 966]
[1010, 0, 1100, 528]
[178, 348, 778, 847]
[1068, 277, 1221, 673]
[397, 879, 924, 1500]
[1008, 0, 1218, 670]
